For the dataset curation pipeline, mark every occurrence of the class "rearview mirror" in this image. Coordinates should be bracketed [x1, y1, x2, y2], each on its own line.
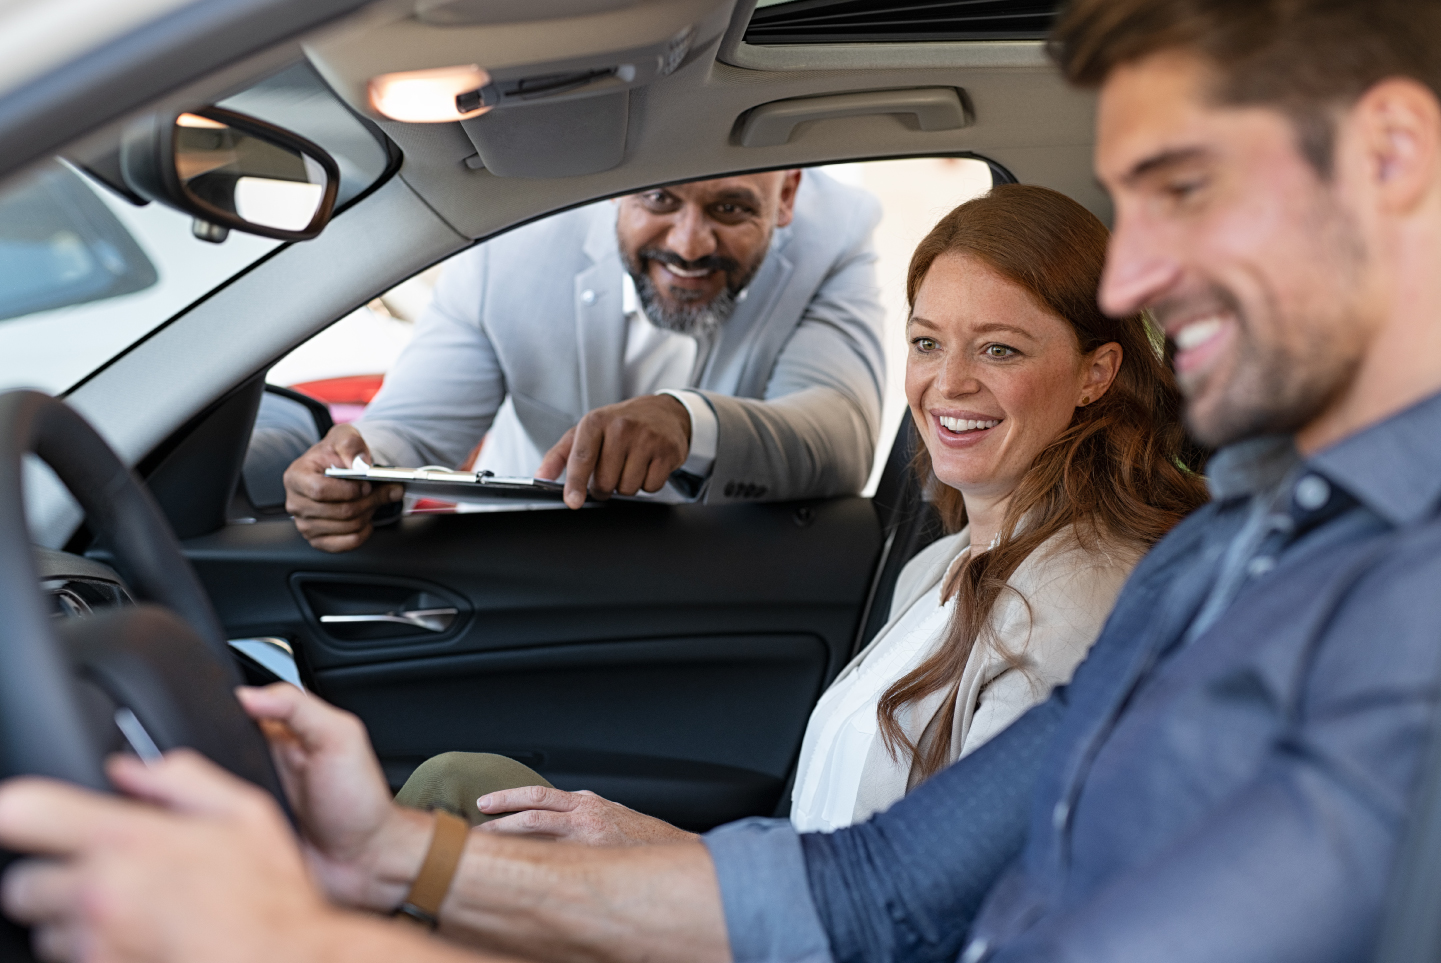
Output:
[121, 107, 340, 242]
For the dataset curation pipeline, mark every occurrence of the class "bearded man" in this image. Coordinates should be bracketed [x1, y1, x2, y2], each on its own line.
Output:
[280, 170, 885, 551]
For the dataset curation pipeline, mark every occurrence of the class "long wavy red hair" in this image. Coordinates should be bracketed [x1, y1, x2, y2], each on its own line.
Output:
[878, 185, 1208, 781]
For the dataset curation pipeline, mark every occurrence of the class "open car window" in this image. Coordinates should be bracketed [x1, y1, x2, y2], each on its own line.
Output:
[0, 62, 390, 398]
[246, 155, 998, 510]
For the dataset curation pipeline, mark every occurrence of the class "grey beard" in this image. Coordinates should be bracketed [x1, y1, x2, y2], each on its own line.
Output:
[630, 269, 737, 339]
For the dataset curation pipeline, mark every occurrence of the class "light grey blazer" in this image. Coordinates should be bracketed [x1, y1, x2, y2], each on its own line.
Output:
[358, 170, 886, 503]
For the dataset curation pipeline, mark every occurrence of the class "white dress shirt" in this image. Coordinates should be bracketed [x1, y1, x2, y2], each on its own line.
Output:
[473, 273, 719, 483]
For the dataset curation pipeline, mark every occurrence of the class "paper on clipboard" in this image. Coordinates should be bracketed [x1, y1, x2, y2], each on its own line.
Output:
[324, 457, 567, 504]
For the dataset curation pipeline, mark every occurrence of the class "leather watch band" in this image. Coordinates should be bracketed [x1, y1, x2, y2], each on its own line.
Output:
[395, 810, 469, 929]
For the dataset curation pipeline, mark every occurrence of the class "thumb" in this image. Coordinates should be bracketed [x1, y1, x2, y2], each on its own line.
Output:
[537, 428, 576, 481]
[329, 426, 372, 464]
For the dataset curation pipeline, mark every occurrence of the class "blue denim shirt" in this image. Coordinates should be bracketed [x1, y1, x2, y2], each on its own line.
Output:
[704, 389, 1441, 963]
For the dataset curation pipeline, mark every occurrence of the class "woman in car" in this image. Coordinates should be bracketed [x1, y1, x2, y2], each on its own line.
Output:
[397, 184, 1209, 839]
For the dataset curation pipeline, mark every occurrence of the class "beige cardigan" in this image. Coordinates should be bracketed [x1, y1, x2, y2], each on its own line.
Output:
[845, 525, 1141, 824]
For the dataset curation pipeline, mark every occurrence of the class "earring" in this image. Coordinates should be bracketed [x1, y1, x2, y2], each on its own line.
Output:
[1080, 395, 1091, 406]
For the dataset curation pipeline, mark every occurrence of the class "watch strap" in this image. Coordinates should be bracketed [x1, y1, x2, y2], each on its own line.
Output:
[395, 810, 469, 928]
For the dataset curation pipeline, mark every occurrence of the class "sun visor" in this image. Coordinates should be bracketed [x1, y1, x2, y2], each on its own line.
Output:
[305, 0, 732, 120]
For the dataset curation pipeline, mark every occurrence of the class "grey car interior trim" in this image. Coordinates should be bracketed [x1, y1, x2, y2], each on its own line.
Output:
[736, 87, 971, 147]
[0, 0, 378, 183]
[25, 175, 465, 547]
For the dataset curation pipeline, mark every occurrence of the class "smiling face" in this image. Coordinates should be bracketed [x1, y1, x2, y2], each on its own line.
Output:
[906, 253, 1120, 504]
[1095, 52, 1376, 448]
[615, 171, 800, 335]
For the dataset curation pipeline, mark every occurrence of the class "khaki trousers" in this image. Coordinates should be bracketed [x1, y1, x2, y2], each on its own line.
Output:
[394, 752, 554, 826]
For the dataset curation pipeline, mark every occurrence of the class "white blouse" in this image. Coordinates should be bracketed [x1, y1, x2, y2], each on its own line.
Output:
[791, 525, 1140, 833]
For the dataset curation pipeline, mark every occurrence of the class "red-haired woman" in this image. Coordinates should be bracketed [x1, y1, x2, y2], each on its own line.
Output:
[791, 184, 1207, 829]
[401, 185, 1208, 841]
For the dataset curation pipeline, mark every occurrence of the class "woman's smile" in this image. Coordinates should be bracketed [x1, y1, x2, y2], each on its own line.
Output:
[932, 411, 1004, 447]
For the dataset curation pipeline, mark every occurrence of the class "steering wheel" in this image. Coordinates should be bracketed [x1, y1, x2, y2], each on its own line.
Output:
[0, 391, 287, 958]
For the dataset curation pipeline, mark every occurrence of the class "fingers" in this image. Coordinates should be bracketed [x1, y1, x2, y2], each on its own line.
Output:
[536, 428, 575, 483]
[283, 426, 403, 551]
[477, 785, 582, 816]
[235, 685, 368, 759]
[104, 751, 272, 822]
[0, 778, 149, 857]
[475, 809, 577, 839]
[563, 418, 602, 510]
[560, 397, 690, 507]
[2, 859, 78, 925]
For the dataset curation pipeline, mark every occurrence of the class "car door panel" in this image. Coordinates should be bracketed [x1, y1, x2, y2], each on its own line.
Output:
[181, 497, 882, 829]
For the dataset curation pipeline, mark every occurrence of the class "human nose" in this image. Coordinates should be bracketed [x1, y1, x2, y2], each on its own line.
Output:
[1099, 208, 1181, 317]
[665, 205, 718, 263]
[933, 352, 981, 399]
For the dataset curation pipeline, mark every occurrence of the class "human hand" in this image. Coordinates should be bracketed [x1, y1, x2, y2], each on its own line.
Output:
[236, 684, 430, 912]
[283, 424, 403, 552]
[537, 394, 691, 509]
[476, 786, 699, 846]
[0, 750, 340, 963]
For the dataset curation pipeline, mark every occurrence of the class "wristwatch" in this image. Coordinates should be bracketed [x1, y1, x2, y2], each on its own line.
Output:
[394, 810, 469, 929]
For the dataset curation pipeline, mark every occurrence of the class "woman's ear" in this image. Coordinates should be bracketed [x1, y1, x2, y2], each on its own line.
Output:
[1079, 342, 1123, 406]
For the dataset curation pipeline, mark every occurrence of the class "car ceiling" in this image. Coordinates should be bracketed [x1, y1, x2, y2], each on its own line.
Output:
[304, 0, 1105, 240]
[5, 0, 1102, 546]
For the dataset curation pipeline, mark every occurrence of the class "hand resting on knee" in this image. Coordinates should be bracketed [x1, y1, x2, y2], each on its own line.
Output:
[477, 786, 698, 846]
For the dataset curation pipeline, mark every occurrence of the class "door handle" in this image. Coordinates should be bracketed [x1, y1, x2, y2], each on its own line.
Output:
[319, 607, 458, 633]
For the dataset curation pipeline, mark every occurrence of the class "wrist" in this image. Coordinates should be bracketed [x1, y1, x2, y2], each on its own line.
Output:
[655, 391, 693, 445]
[353, 805, 435, 913]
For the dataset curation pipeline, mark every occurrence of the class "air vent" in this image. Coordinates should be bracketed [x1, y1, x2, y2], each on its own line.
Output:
[743, 0, 1058, 45]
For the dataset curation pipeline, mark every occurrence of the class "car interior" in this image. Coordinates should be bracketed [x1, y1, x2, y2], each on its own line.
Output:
[18, 1, 1440, 960]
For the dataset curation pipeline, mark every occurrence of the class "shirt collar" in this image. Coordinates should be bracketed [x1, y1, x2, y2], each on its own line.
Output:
[1205, 435, 1300, 503]
[1307, 388, 1441, 527]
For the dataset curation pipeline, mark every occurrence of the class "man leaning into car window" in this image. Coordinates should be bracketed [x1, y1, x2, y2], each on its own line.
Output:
[275, 169, 885, 551]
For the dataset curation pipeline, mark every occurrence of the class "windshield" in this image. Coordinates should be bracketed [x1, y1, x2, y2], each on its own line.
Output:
[0, 61, 391, 396]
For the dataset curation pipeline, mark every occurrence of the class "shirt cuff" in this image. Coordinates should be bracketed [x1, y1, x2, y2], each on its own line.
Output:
[702, 818, 834, 963]
[659, 389, 717, 478]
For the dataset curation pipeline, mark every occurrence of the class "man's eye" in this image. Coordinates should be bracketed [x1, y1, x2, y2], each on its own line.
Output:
[1166, 179, 1206, 203]
[984, 344, 1016, 358]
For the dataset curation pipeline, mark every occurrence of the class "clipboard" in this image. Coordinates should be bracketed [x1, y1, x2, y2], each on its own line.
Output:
[324, 461, 567, 504]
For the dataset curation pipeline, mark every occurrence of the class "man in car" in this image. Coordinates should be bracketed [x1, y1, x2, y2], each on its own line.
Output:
[5, 0, 1441, 961]
[279, 169, 885, 551]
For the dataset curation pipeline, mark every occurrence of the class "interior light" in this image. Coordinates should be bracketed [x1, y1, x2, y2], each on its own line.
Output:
[176, 113, 227, 129]
[368, 65, 492, 123]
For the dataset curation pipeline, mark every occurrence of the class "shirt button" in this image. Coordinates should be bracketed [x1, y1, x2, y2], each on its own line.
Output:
[580, 289, 596, 304]
[1052, 800, 1070, 830]
[1294, 474, 1331, 511]
[1247, 556, 1276, 577]
[961, 938, 990, 963]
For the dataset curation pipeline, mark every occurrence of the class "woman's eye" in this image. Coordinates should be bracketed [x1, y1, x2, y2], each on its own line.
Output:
[984, 344, 1016, 358]
[912, 337, 938, 352]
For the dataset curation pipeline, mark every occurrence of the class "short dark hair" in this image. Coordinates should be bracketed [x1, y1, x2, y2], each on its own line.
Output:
[1049, 0, 1441, 175]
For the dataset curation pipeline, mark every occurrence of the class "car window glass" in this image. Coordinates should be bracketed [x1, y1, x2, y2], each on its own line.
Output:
[250, 156, 997, 513]
[0, 61, 390, 397]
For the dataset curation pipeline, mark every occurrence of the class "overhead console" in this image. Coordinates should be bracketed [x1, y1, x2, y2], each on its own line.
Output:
[305, 0, 734, 177]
